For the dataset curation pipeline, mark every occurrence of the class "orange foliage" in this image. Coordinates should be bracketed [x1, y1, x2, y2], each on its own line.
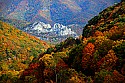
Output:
[83, 43, 95, 55]
[104, 70, 125, 83]
[82, 43, 95, 69]
[97, 50, 118, 71]
[94, 30, 103, 37]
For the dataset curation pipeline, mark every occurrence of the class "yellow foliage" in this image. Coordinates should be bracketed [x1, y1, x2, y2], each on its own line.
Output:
[27, 47, 31, 51]
[94, 36, 108, 47]
[1, 63, 8, 71]
[29, 56, 34, 61]
[7, 70, 19, 76]
[113, 39, 125, 48]
[40, 54, 55, 67]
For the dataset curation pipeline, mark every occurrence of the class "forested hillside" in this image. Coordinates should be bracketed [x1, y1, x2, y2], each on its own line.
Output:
[0, 21, 49, 82]
[17, 1, 125, 83]
[1, 1, 125, 83]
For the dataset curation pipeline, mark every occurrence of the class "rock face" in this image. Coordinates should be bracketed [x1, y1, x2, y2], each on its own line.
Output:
[23, 22, 78, 43]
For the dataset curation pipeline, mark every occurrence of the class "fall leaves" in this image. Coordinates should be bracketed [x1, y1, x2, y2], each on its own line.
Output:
[83, 43, 95, 56]
[1, 1, 125, 82]
[0, 21, 50, 82]
[82, 43, 95, 69]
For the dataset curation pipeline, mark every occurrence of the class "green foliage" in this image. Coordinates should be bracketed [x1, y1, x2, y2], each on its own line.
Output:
[45, 47, 55, 54]
[110, 32, 123, 40]
[94, 69, 112, 83]
[55, 43, 64, 51]
[0, 23, 3, 30]
[118, 17, 125, 22]
[0, 74, 12, 82]
[98, 39, 113, 56]
[113, 42, 125, 71]
[113, 41, 125, 59]
[87, 38, 96, 43]
[112, 12, 119, 19]
[0, 73, 18, 83]
[68, 44, 84, 71]
[57, 69, 72, 83]
[57, 69, 85, 83]
[88, 15, 101, 25]
[82, 25, 93, 37]
[63, 37, 76, 47]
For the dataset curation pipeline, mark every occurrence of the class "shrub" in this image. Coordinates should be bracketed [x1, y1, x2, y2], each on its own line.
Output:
[98, 39, 114, 57]
[68, 44, 84, 71]
[88, 15, 101, 25]
[113, 41, 125, 60]
[113, 41, 125, 72]
[94, 69, 112, 83]
[45, 48, 54, 54]
[104, 70, 125, 83]
[57, 69, 85, 83]
[97, 50, 118, 71]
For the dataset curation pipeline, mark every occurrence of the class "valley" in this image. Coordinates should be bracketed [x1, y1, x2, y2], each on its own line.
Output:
[0, 0, 125, 83]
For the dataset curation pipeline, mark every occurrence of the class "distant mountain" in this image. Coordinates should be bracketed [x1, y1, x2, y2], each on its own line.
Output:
[0, 0, 121, 44]
[23, 22, 79, 44]
[0, 0, 121, 25]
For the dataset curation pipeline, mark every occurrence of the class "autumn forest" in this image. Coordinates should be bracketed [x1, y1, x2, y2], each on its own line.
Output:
[0, 1, 125, 83]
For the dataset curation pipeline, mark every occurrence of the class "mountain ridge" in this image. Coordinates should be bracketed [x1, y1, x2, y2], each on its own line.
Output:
[0, 0, 121, 25]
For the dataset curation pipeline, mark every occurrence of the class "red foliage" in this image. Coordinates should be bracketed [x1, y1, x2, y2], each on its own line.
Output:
[23, 70, 30, 76]
[29, 63, 40, 69]
[97, 58, 105, 67]
[104, 70, 125, 83]
[112, 70, 125, 82]
[44, 68, 55, 78]
[56, 59, 68, 72]
[22, 61, 45, 83]
[82, 43, 95, 69]
[22, 62, 40, 76]
[121, 64, 125, 75]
